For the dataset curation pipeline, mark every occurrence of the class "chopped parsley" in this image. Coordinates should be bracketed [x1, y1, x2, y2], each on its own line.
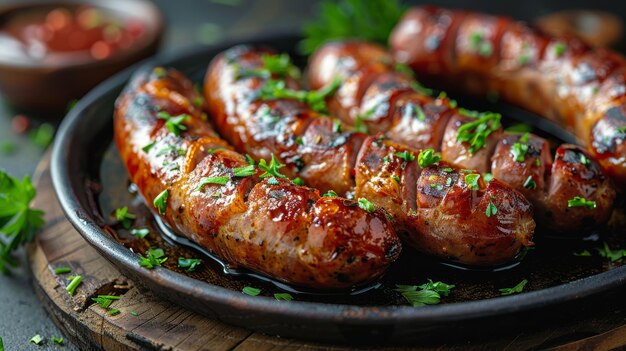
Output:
[51, 337, 64, 345]
[66, 275, 83, 296]
[579, 153, 591, 166]
[0, 171, 45, 274]
[573, 249, 592, 257]
[92, 295, 120, 309]
[157, 111, 190, 137]
[259, 77, 341, 113]
[456, 111, 502, 154]
[505, 123, 532, 133]
[567, 196, 596, 209]
[465, 173, 480, 190]
[417, 148, 441, 168]
[54, 267, 71, 274]
[409, 81, 434, 96]
[153, 189, 169, 215]
[115, 206, 136, 229]
[357, 198, 376, 213]
[596, 242, 626, 262]
[523, 176, 537, 189]
[486, 198, 498, 218]
[292, 177, 304, 186]
[354, 114, 369, 133]
[511, 142, 529, 162]
[242, 286, 261, 296]
[131, 228, 150, 239]
[234, 53, 300, 80]
[499, 279, 528, 296]
[178, 257, 202, 271]
[29, 334, 44, 345]
[483, 172, 493, 183]
[323, 190, 338, 197]
[258, 154, 287, 179]
[139, 248, 168, 269]
[394, 150, 415, 162]
[469, 32, 493, 57]
[553, 42, 567, 57]
[395, 279, 454, 307]
[142, 140, 156, 153]
[392, 175, 401, 183]
[274, 293, 294, 301]
[332, 119, 342, 133]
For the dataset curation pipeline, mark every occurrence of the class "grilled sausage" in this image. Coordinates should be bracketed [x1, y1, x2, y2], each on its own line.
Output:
[307, 40, 616, 235]
[389, 5, 626, 189]
[205, 46, 535, 266]
[113, 67, 401, 289]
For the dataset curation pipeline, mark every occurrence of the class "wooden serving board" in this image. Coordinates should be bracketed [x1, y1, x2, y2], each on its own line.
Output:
[27, 154, 626, 351]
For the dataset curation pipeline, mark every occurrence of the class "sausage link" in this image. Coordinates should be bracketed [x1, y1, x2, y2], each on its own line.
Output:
[389, 5, 626, 188]
[307, 40, 616, 235]
[205, 46, 535, 266]
[114, 67, 401, 289]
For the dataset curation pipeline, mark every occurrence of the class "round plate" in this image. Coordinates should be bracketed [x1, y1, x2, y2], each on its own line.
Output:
[51, 34, 626, 344]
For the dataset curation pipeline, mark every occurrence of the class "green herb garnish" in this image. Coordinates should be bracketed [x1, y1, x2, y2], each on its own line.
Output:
[242, 286, 261, 296]
[92, 295, 121, 309]
[131, 228, 150, 239]
[596, 242, 626, 262]
[486, 199, 498, 218]
[274, 293, 294, 301]
[66, 275, 83, 296]
[115, 206, 136, 229]
[553, 42, 567, 57]
[499, 279, 528, 296]
[51, 337, 64, 345]
[468, 32, 493, 57]
[0, 171, 45, 274]
[323, 190, 338, 197]
[292, 177, 304, 186]
[567, 196, 596, 209]
[395, 280, 455, 307]
[153, 189, 169, 215]
[417, 148, 441, 168]
[579, 153, 590, 166]
[157, 111, 190, 137]
[54, 267, 71, 274]
[178, 257, 202, 272]
[505, 123, 532, 133]
[29, 334, 44, 345]
[357, 198, 376, 213]
[394, 150, 415, 162]
[139, 248, 168, 269]
[523, 176, 537, 189]
[258, 154, 287, 179]
[198, 176, 230, 191]
[465, 174, 480, 190]
[299, 0, 407, 54]
[511, 142, 529, 162]
[456, 111, 502, 154]
[417, 279, 455, 297]
[259, 78, 341, 113]
[142, 140, 156, 153]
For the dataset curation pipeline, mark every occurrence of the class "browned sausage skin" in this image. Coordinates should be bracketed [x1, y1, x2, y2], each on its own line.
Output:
[389, 5, 626, 189]
[308, 40, 616, 235]
[114, 67, 401, 289]
[205, 46, 535, 266]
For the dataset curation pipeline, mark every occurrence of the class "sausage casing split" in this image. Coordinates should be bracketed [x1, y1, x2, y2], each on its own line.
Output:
[205, 46, 535, 266]
[308, 40, 616, 235]
[114, 67, 401, 289]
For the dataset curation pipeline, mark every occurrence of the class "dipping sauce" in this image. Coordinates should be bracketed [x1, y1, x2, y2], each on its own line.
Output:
[0, 5, 145, 62]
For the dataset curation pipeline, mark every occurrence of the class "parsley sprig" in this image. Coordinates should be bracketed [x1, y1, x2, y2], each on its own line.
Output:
[0, 170, 45, 274]
[499, 279, 528, 296]
[300, 0, 406, 54]
[259, 77, 341, 113]
[456, 111, 502, 154]
[395, 279, 455, 307]
[234, 53, 300, 80]
[178, 257, 202, 272]
[417, 149, 441, 168]
[139, 248, 168, 269]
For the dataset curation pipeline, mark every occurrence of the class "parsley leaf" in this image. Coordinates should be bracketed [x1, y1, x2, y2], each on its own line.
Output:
[456, 111, 501, 154]
[153, 189, 169, 215]
[115, 206, 136, 229]
[511, 142, 529, 162]
[417, 279, 455, 297]
[357, 198, 376, 213]
[29, 334, 44, 345]
[242, 286, 261, 296]
[259, 78, 341, 113]
[486, 199, 498, 218]
[523, 176, 537, 189]
[596, 242, 626, 262]
[258, 154, 287, 179]
[0, 171, 45, 274]
[465, 173, 481, 190]
[395, 280, 455, 307]
[323, 190, 338, 197]
[178, 257, 202, 272]
[299, 0, 407, 54]
[499, 279, 528, 295]
[417, 148, 441, 168]
[274, 292, 294, 301]
[51, 337, 64, 345]
[197, 176, 230, 191]
[567, 196, 596, 209]
[139, 248, 168, 269]
[157, 111, 190, 137]
[394, 150, 415, 162]
[131, 228, 150, 239]
[235, 53, 300, 80]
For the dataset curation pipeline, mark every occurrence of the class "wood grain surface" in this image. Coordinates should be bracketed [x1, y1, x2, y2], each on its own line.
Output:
[27, 155, 626, 351]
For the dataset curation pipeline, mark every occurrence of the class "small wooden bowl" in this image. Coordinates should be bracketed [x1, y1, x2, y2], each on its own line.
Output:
[0, 0, 164, 112]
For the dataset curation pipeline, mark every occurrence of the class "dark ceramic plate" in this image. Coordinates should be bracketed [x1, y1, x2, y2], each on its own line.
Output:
[51, 34, 626, 344]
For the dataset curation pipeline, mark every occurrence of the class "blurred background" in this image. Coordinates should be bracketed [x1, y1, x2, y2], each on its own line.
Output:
[1, 0, 626, 349]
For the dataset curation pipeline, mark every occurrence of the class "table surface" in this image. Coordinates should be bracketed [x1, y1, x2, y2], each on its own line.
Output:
[2, 0, 626, 350]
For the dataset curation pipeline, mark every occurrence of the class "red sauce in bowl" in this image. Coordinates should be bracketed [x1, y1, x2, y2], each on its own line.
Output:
[0, 5, 146, 62]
